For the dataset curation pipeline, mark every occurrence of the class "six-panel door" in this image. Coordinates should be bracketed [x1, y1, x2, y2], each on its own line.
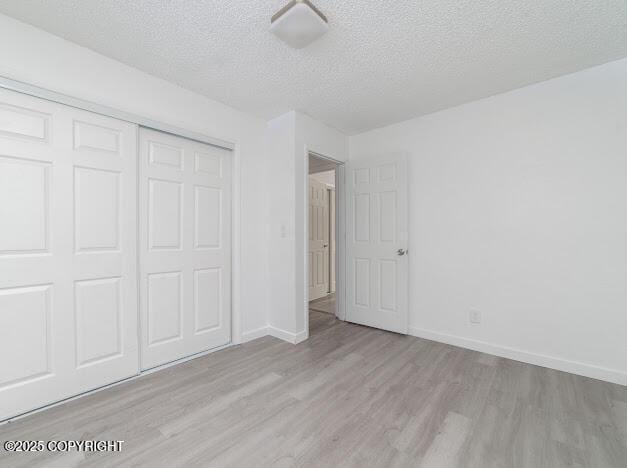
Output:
[345, 156, 409, 334]
[139, 128, 231, 370]
[0, 89, 139, 421]
[309, 178, 330, 301]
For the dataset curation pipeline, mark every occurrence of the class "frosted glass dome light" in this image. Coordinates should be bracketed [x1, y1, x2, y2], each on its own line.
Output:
[270, 0, 329, 49]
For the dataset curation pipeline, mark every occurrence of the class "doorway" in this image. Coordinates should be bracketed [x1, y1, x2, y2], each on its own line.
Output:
[307, 153, 342, 331]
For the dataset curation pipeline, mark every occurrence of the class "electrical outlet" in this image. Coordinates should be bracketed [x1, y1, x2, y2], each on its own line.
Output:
[469, 309, 481, 325]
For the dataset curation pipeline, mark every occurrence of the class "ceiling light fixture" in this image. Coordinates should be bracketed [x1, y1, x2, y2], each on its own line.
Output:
[270, 0, 329, 49]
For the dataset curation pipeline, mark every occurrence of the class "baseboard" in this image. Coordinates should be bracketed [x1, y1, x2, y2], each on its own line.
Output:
[241, 326, 270, 343]
[240, 325, 309, 345]
[268, 326, 308, 344]
[409, 327, 627, 386]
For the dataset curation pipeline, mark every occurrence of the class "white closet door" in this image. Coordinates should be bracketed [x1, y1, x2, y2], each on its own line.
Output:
[0, 89, 139, 421]
[346, 155, 409, 334]
[139, 128, 231, 370]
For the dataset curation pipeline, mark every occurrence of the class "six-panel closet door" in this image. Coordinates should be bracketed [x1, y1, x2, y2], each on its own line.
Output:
[0, 88, 139, 421]
[139, 128, 231, 370]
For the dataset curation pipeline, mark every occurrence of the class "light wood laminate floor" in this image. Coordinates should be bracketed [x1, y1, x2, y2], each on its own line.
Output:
[1, 311, 626, 467]
[309, 293, 336, 315]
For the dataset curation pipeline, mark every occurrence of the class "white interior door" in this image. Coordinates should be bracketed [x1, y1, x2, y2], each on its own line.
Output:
[0, 88, 139, 421]
[139, 128, 231, 370]
[346, 155, 409, 333]
[309, 177, 330, 301]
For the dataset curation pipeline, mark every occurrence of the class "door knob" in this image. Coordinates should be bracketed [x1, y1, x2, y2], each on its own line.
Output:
[397, 248, 407, 256]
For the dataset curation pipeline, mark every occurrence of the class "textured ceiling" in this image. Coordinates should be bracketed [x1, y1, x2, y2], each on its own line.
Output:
[1, 1, 627, 134]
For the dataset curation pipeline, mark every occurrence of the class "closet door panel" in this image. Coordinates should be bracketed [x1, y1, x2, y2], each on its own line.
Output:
[0, 89, 138, 421]
[139, 128, 231, 370]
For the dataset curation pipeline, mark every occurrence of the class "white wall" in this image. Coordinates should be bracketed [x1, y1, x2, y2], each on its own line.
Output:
[266, 111, 348, 341]
[0, 14, 269, 341]
[266, 112, 298, 336]
[349, 58, 627, 384]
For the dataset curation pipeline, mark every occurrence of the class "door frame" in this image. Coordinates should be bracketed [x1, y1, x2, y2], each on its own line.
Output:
[328, 186, 336, 294]
[0, 77, 243, 347]
[304, 150, 346, 337]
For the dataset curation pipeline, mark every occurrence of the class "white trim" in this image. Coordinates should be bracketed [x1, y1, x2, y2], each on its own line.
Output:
[241, 326, 270, 342]
[0, 75, 234, 150]
[0, 342, 233, 425]
[335, 164, 346, 321]
[242, 325, 308, 344]
[134, 123, 143, 371]
[409, 327, 627, 386]
[230, 143, 243, 344]
[268, 326, 308, 344]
